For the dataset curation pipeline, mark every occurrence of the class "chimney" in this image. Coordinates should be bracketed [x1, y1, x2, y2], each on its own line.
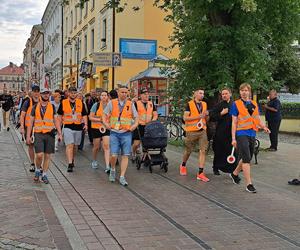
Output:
[9, 62, 13, 67]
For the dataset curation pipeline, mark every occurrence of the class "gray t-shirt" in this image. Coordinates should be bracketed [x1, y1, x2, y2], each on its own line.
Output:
[104, 99, 138, 133]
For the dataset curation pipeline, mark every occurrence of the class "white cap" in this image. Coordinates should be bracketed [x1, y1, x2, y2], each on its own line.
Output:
[40, 87, 50, 93]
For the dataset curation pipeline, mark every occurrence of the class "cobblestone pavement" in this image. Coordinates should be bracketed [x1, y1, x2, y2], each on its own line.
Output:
[0, 127, 300, 250]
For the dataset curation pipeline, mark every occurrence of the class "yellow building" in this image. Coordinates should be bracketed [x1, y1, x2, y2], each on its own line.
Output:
[63, 0, 178, 92]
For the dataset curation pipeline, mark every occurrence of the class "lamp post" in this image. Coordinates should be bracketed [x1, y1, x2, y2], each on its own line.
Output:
[75, 36, 80, 89]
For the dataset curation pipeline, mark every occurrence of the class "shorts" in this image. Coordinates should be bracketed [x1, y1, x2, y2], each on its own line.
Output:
[63, 128, 82, 145]
[91, 128, 110, 139]
[237, 135, 255, 164]
[110, 131, 132, 156]
[34, 133, 55, 154]
[132, 125, 145, 140]
[184, 130, 208, 154]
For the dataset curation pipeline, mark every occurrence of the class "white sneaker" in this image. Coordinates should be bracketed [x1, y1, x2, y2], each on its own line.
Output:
[91, 160, 98, 169]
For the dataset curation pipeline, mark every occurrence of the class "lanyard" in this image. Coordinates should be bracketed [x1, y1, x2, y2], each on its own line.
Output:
[194, 101, 202, 114]
[70, 101, 76, 115]
[40, 104, 47, 120]
[118, 101, 126, 122]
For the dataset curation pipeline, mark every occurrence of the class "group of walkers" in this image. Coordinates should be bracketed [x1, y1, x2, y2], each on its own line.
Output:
[1, 81, 298, 191]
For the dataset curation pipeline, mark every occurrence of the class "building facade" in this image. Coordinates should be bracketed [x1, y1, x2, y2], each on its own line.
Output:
[62, 0, 178, 91]
[0, 63, 24, 93]
[42, 0, 63, 90]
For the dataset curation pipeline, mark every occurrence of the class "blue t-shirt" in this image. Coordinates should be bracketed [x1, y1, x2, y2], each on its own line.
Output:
[230, 101, 256, 137]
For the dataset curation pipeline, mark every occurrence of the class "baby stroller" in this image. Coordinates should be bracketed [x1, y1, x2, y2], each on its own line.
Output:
[136, 121, 169, 173]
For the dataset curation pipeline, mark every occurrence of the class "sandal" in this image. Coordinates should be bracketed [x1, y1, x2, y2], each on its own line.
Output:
[288, 179, 300, 185]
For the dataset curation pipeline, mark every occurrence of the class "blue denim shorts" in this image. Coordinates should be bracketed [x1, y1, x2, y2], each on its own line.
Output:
[110, 131, 132, 156]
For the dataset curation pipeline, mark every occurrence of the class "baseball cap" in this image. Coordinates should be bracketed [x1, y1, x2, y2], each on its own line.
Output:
[32, 85, 40, 92]
[140, 88, 149, 94]
[40, 87, 50, 94]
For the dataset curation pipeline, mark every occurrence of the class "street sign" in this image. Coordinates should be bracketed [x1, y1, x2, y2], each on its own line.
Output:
[92, 53, 122, 67]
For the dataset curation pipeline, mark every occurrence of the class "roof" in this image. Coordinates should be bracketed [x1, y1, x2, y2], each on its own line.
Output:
[130, 67, 168, 81]
[0, 63, 24, 75]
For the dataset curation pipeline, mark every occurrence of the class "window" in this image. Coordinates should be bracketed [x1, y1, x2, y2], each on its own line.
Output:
[75, 7, 77, 26]
[85, 2, 88, 17]
[84, 34, 87, 57]
[65, 17, 68, 36]
[12, 83, 15, 89]
[80, 6, 82, 21]
[91, 29, 94, 52]
[78, 39, 82, 60]
[101, 19, 107, 48]
[91, 0, 95, 9]
[70, 47, 73, 63]
[70, 11, 73, 31]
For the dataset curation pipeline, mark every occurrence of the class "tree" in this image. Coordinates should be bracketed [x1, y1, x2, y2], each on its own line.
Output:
[153, 0, 300, 104]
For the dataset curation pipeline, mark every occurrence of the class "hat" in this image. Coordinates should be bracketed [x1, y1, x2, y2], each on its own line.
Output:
[68, 86, 77, 92]
[31, 85, 40, 91]
[109, 89, 118, 99]
[40, 87, 50, 94]
[140, 88, 149, 94]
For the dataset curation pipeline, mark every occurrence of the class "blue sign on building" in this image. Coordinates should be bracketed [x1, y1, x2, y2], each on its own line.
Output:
[120, 38, 157, 60]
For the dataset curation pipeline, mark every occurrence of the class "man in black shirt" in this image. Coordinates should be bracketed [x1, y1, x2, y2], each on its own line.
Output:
[57, 86, 88, 172]
[0, 88, 14, 131]
[264, 90, 282, 151]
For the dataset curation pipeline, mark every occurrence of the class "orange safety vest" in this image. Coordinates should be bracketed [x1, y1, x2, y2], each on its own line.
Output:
[91, 102, 105, 129]
[25, 98, 33, 127]
[136, 100, 153, 125]
[110, 99, 133, 130]
[235, 99, 260, 131]
[62, 99, 83, 125]
[184, 100, 207, 132]
[34, 102, 55, 133]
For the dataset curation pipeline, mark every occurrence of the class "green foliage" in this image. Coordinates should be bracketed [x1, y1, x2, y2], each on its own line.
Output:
[154, 0, 300, 107]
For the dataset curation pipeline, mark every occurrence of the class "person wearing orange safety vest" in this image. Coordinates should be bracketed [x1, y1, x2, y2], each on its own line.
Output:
[102, 85, 139, 186]
[179, 89, 210, 183]
[230, 83, 270, 193]
[20, 85, 40, 172]
[57, 86, 88, 173]
[131, 88, 158, 161]
[89, 91, 111, 172]
[26, 87, 62, 184]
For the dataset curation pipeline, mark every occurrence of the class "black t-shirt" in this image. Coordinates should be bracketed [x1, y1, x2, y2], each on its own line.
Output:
[21, 98, 39, 113]
[57, 100, 87, 131]
[0, 94, 14, 111]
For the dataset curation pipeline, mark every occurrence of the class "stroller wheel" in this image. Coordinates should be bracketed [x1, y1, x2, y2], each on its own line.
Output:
[162, 162, 168, 173]
[136, 157, 141, 170]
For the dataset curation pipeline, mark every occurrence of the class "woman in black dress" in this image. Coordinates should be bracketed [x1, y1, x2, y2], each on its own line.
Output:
[210, 88, 237, 175]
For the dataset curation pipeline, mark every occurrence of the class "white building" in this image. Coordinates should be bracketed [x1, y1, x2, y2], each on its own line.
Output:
[42, 0, 62, 90]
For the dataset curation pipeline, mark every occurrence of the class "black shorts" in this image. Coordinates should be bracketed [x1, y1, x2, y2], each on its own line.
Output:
[132, 125, 145, 140]
[91, 128, 110, 139]
[237, 135, 255, 164]
[34, 133, 55, 154]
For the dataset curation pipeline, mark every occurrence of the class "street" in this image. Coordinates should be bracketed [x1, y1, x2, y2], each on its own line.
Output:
[0, 128, 299, 250]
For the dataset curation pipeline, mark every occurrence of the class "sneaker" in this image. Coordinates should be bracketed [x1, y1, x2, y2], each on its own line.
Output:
[67, 164, 73, 173]
[197, 172, 210, 182]
[119, 176, 128, 186]
[105, 166, 111, 174]
[55, 147, 58, 151]
[29, 164, 35, 173]
[267, 147, 277, 152]
[109, 170, 116, 182]
[246, 184, 257, 193]
[179, 165, 187, 176]
[41, 175, 49, 184]
[213, 169, 221, 175]
[34, 170, 41, 182]
[7, 127, 10, 131]
[91, 160, 98, 169]
[230, 173, 241, 184]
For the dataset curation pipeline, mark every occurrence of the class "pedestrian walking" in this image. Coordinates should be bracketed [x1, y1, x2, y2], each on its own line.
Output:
[26, 87, 62, 184]
[179, 89, 210, 182]
[230, 83, 270, 193]
[132, 88, 158, 161]
[57, 87, 88, 172]
[264, 89, 282, 151]
[0, 87, 14, 131]
[89, 91, 110, 171]
[86, 89, 98, 144]
[51, 91, 61, 151]
[20, 85, 40, 172]
[77, 92, 88, 150]
[210, 88, 237, 175]
[102, 85, 139, 186]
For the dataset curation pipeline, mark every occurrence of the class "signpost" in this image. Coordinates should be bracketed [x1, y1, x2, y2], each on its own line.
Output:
[92, 53, 122, 67]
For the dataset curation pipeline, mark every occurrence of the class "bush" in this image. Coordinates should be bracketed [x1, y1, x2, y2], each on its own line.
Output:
[259, 101, 300, 119]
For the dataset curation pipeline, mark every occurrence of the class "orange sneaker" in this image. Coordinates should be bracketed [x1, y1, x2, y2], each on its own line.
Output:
[179, 165, 187, 176]
[197, 172, 210, 182]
